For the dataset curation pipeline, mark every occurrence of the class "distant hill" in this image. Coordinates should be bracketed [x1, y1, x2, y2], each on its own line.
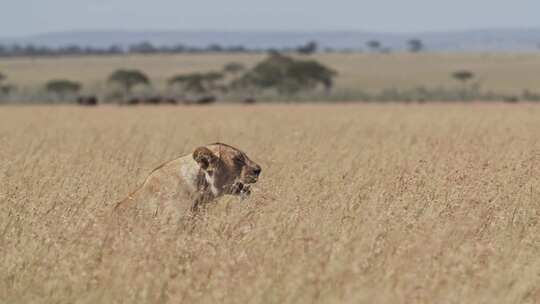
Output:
[1, 29, 540, 52]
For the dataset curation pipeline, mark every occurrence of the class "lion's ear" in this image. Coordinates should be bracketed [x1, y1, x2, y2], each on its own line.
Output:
[193, 147, 217, 170]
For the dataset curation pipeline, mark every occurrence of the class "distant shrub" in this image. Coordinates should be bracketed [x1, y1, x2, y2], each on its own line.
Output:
[452, 70, 474, 83]
[522, 90, 540, 101]
[408, 39, 424, 52]
[0, 84, 16, 95]
[296, 41, 318, 55]
[0, 72, 16, 99]
[45, 79, 81, 101]
[223, 62, 246, 76]
[503, 96, 519, 103]
[168, 72, 225, 99]
[108, 69, 150, 97]
[46, 79, 81, 92]
[366, 40, 381, 52]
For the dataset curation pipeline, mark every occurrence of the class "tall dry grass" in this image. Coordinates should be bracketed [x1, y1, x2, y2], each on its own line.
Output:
[1, 104, 539, 303]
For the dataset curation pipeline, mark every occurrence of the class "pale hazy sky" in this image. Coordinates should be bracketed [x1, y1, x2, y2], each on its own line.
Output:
[2, 0, 540, 36]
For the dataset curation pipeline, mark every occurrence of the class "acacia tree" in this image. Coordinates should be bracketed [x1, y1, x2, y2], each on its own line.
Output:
[108, 69, 150, 96]
[452, 70, 476, 100]
[45, 79, 81, 100]
[236, 53, 337, 95]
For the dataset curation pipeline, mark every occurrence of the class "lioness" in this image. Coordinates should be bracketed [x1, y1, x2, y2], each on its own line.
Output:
[115, 143, 261, 218]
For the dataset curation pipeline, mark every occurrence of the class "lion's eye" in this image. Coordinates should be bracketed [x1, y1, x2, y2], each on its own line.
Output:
[233, 157, 244, 164]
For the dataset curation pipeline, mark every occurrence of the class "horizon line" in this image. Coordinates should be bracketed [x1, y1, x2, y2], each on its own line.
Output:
[3, 26, 540, 38]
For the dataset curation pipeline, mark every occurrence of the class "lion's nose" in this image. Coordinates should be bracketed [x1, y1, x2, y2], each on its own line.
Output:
[252, 166, 262, 176]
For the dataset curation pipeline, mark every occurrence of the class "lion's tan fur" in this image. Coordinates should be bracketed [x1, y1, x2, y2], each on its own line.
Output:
[115, 143, 261, 219]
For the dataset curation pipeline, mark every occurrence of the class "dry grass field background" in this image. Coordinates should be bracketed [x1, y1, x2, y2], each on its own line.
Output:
[2, 53, 540, 93]
[1, 104, 540, 303]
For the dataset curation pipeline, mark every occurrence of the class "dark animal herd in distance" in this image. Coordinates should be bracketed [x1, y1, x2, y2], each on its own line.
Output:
[76, 95, 256, 106]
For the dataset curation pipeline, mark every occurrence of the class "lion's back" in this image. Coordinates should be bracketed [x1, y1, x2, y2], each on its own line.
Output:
[114, 158, 195, 218]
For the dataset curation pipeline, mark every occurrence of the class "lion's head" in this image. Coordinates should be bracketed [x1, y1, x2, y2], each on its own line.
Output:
[193, 143, 261, 197]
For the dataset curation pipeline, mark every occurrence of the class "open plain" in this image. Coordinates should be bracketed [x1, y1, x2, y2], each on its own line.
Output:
[1, 53, 540, 94]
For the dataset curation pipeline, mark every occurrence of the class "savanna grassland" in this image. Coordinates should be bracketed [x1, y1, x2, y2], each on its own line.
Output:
[2, 53, 540, 93]
[1, 104, 540, 303]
